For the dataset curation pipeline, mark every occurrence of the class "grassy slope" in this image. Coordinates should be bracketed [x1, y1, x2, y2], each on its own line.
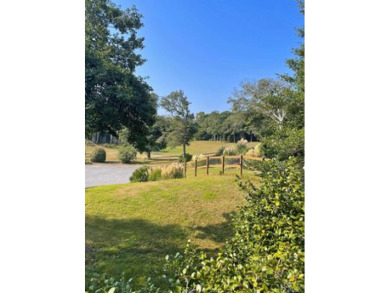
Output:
[85, 140, 259, 163]
[85, 175, 257, 288]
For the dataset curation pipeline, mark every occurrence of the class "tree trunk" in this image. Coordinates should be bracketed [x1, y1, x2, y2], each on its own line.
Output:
[183, 144, 186, 157]
[147, 151, 151, 159]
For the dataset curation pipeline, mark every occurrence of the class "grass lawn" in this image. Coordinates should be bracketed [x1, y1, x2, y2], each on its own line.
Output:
[85, 140, 259, 164]
[85, 174, 258, 289]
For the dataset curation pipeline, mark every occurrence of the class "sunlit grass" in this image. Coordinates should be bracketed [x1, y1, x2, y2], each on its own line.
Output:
[85, 175, 258, 289]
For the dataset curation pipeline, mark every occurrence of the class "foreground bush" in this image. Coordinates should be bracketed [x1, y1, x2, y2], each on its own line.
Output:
[118, 145, 137, 163]
[90, 148, 106, 163]
[130, 165, 151, 183]
[260, 128, 304, 166]
[163, 158, 304, 292]
[161, 163, 184, 179]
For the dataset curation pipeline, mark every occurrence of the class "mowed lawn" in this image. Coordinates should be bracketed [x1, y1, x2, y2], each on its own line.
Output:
[85, 140, 259, 163]
[85, 175, 255, 288]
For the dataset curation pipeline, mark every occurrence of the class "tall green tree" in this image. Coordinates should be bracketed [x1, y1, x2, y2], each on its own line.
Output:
[160, 91, 196, 157]
[85, 0, 156, 151]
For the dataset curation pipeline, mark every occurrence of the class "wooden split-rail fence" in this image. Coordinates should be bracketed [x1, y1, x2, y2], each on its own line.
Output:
[184, 155, 265, 177]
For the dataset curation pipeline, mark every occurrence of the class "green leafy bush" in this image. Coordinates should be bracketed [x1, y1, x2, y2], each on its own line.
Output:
[163, 158, 304, 292]
[87, 273, 157, 293]
[118, 145, 137, 164]
[90, 148, 106, 163]
[148, 167, 162, 181]
[178, 153, 192, 163]
[260, 127, 304, 166]
[161, 163, 184, 179]
[130, 165, 151, 183]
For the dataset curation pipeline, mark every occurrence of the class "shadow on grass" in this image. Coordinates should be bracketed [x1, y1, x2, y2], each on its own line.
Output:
[190, 212, 237, 244]
[85, 213, 237, 290]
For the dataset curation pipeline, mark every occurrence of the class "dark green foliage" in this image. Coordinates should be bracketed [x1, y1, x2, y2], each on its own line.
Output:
[90, 148, 106, 162]
[87, 273, 157, 293]
[160, 91, 197, 156]
[178, 153, 192, 163]
[163, 158, 304, 292]
[85, 0, 157, 150]
[118, 145, 137, 163]
[130, 165, 151, 183]
[148, 168, 162, 181]
[261, 128, 304, 165]
[215, 146, 225, 156]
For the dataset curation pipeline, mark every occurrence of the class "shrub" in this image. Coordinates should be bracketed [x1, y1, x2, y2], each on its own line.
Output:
[90, 148, 106, 163]
[118, 145, 137, 163]
[130, 165, 151, 183]
[148, 167, 162, 181]
[236, 138, 248, 154]
[215, 146, 225, 156]
[223, 146, 237, 156]
[161, 163, 184, 179]
[178, 153, 192, 163]
[163, 158, 304, 292]
[261, 128, 304, 166]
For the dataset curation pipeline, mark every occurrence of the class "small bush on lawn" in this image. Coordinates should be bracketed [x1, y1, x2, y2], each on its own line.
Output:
[178, 153, 192, 162]
[223, 146, 237, 156]
[148, 167, 162, 181]
[118, 145, 137, 163]
[130, 165, 151, 183]
[215, 146, 225, 156]
[90, 148, 106, 162]
[161, 163, 184, 179]
[236, 138, 248, 154]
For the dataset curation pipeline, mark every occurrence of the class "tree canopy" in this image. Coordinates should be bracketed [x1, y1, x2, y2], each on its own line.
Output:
[160, 90, 196, 156]
[85, 0, 156, 151]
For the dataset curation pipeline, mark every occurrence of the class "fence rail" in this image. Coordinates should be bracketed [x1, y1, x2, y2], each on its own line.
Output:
[184, 155, 265, 177]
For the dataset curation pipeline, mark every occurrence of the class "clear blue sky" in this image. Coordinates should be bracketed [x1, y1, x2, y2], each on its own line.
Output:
[114, 0, 304, 114]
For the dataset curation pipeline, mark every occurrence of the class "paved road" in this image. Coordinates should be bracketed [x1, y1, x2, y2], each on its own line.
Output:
[85, 163, 140, 188]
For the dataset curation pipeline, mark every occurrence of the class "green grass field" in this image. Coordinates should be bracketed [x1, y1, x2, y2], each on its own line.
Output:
[85, 174, 259, 288]
[85, 140, 259, 164]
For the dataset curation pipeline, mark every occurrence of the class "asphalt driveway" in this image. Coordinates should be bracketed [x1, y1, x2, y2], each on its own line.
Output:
[85, 163, 140, 188]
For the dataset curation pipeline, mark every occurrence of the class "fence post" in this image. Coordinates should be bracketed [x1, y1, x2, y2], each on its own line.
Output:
[184, 161, 187, 178]
[240, 155, 243, 176]
[195, 159, 197, 177]
[206, 156, 210, 175]
[222, 156, 225, 175]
